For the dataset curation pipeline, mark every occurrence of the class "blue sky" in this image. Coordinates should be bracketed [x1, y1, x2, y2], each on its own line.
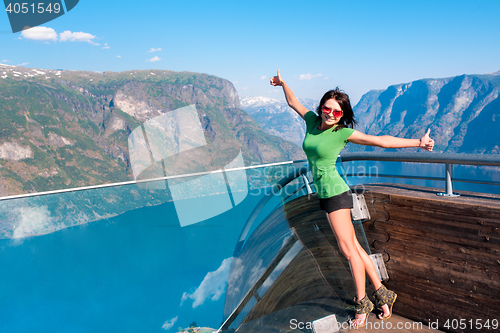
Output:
[1, 0, 499, 103]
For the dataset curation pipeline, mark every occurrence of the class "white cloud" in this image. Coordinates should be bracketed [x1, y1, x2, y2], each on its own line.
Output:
[225, 258, 243, 297]
[296, 73, 323, 81]
[102, 43, 110, 49]
[324, 76, 330, 80]
[17, 62, 29, 66]
[1, 60, 10, 63]
[116, 55, 122, 58]
[21, 26, 58, 42]
[240, 87, 249, 90]
[148, 48, 162, 53]
[224, 257, 265, 298]
[147, 56, 161, 62]
[20, 27, 100, 45]
[181, 257, 232, 308]
[161, 316, 178, 330]
[260, 75, 267, 80]
[248, 259, 266, 288]
[59, 31, 98, 45]
[9, 204, 64, 242]
[262, 240, 302, 289]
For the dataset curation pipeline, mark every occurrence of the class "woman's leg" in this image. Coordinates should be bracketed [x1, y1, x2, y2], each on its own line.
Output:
[327, 209, 392, 321]
[326, 209, 368, 318]
[353, 236, 382, 290]
[353, 235, 391, 318]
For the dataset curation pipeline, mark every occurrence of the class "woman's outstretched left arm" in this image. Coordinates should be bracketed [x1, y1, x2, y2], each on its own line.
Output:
[348, 129, 434, 151]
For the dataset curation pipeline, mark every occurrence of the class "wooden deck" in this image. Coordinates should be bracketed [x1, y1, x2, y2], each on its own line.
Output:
[358, 184, 500, 333]
[225, 184, 499, 332]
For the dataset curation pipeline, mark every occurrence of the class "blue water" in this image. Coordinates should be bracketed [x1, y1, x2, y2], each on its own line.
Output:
[1, 161, 498, 333]
[0, 192, 265, 333]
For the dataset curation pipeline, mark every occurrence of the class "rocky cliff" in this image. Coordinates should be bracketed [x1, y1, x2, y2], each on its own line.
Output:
[0, 64, 304, 196]
[353, 71, 500, 153]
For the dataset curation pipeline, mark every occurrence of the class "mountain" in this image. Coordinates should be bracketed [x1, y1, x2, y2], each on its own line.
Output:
[0, 65, 310, 239]
[352, 71, 500, 153]
[240, 71, 500, 154]
[240, 96, 317, 147]
[0, 64, 304, 197]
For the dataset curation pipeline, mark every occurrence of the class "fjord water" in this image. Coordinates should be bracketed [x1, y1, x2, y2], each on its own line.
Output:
[0, 191, 266, 333]
[0, 161, 497, 333]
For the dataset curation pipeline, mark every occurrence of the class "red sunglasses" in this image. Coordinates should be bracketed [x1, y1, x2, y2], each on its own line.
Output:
[321, 105, 343, 117]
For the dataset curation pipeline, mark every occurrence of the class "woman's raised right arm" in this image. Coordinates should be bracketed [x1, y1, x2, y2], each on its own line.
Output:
[270, 69, 309, 119]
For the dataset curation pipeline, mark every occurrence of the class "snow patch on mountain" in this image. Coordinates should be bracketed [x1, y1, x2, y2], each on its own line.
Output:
[240, 96, 318, 147]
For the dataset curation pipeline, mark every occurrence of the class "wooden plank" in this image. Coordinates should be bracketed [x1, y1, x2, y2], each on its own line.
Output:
[375, 225, 500, 266]
[227, 184, 500, 332]
[359, 184, 500, 333]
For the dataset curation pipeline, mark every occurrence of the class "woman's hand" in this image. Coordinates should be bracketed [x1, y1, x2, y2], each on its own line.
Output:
[270, 69, 284, 86]
[269, 69, 308, 118]
[419, 129, 435, 151]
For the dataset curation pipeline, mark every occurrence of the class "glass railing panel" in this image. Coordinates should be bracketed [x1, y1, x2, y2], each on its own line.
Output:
[256, 240, 303, 296]
[223, 204, 295, 321]
[1, 162, 296, 333]
[235, 161, 308, 252]
[222, 158, 372, 330]
[0, 157, 376, 332]
[0, 181, 172, 239]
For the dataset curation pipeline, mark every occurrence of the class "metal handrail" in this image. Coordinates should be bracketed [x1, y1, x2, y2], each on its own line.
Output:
[341, 152, 500, 196]
[344, 173, 500, 186]
[0, 159, 308, 202]
[340, 152, 500, 166]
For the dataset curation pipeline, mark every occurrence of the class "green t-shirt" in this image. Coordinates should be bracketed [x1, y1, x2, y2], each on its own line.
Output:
[302, 111, 355, 198]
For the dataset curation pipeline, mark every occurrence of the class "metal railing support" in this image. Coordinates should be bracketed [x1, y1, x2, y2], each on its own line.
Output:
[301, 174, 312, 196]
[341, 152, 500, 198]
[437, 163, 460, 197]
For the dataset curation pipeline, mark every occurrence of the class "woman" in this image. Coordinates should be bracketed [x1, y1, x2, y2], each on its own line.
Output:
[270, 70, 434, 327]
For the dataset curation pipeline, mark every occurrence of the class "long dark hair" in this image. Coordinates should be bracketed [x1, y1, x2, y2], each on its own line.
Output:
[315, 87, 357, 131]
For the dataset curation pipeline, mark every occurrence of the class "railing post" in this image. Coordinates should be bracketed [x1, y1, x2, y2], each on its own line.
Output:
[437, 163, 460, 197]
[301, 174, 312, 196]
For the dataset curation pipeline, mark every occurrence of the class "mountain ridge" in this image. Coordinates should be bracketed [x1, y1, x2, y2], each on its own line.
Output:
[237, 71, 500, 155]
[240, 96, 317, 147]
[0, 64, 304, 196]
[352, 71, 500, 153]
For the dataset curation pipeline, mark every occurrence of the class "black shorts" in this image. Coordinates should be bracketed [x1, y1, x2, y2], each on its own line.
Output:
[319, 190, 353, 214]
